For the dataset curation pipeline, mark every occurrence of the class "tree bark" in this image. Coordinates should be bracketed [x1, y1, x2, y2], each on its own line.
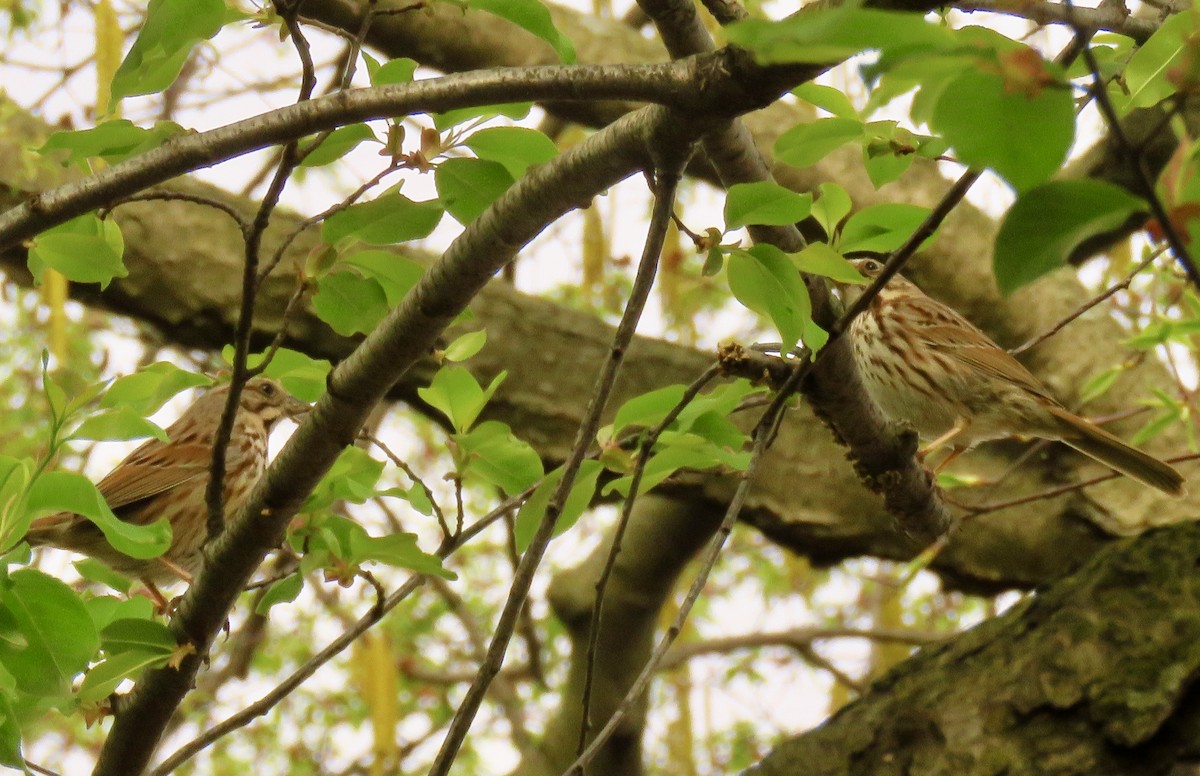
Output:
[748, 519, 1200, 776]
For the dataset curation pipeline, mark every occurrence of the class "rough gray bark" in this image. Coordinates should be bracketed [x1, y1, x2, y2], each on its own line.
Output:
[748, 519, 1200, 776]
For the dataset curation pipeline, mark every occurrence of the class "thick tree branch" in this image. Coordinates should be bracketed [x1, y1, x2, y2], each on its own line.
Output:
[0, 51, 809, 252]
[749, 521, 1200, 776]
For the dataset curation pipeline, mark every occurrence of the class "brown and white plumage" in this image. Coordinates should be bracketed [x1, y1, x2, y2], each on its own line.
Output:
[26, 376, 309, 588]
[840, 259, 1185, 496]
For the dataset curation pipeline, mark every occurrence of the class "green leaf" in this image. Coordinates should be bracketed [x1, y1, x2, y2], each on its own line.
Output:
[73, 406, 168, 443]
[687, 411, 751, 450]
[245, 348, 330, 403]
[861, 122, 946, 188]
[26, 472, 171, 560]
[791, 83, 859, 119]
[513, 460, 603, 552]
[28, 214, 126, 288]
[605, 436, 750, 497]
[931, 66, 1074, 192]
[321, 192, 444, 246]
[368, 56, 419, 86]
[811, 183, 853, 240]
[724, 182, 813, 229]
[101, 362, 212, 416]
[435, 158, 515, 225]
[443, 330, 487, 362]
[611, 385, 687, 438]
[83, 592, 151, 631]
[0, 569, 98, 697]
[993, 180, 1146, 294]
[469, 0, 576, 63]
[38, 120, 184, 168]
[727, 244, 811, 350]
[0, 458, 33, 553]
[792, 243, 865, 283]
[838, 203, 931, 254]
[98, 618, 175, 656]
[255, 573, 303, 615]
[303, 447, 385, 513]
[312, 271, 390, 336]
[1120, 10, 1194, 110]
[109, 0, 225, 103]
[675, 380, 763, 431]
[347, 530, 455, 579]
[725, 8, 953, 64]
[455, 421, 544, 495]
[417, 366, 506, 434]
[1079, 365, 1125, 404]
[1131, 407, 1180, 446]
[433, 102, 532, 131]
[464, 127, 558, 179]
[0, 691, 24, 770]
[299, 124, 378, 168]
[774, 117, 865, 168]
[338, 250, 425, 307]
[77, 649, 170, 703]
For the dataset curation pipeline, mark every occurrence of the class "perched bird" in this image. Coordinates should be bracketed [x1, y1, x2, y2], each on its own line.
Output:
[26, 376, 310, 603]
[839, 258, 1185, 496]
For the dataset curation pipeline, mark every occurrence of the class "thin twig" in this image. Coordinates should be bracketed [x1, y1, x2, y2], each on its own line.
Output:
[149, 484, 519, 775]
[1067, 1, 1200, 288]
[362, 431, 450, 539]
[427, 155, 692, 776]
[562, 381, 785, 776]
[1010, 246, 1165, 355]
[204, 4, 317, 543]
[103, 190, 252, 234]
[963, 451, 1200, 518]
[575, 363, 721, 756]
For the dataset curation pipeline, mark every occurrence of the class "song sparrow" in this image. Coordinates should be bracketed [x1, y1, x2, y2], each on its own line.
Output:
[839, 258, 1185, 496]
[26, 376, 310, 600]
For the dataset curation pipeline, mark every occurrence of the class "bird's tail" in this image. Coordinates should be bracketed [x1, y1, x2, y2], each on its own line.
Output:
[1051, 407, 1185, 496]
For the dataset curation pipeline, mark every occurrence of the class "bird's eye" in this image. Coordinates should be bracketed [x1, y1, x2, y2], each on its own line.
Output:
[864, 260, 881, 273]
[260, 382, 276, 397]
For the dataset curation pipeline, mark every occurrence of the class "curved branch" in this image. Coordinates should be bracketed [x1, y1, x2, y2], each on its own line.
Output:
[91, 103, 706, 776]
[0, 50, 806, 252]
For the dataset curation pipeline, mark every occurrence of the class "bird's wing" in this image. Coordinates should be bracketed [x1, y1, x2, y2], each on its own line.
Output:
[913, 302, 1057, 402]
[94, 439, 211, 512]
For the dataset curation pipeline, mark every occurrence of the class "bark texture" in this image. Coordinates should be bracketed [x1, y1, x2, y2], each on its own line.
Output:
[748, 519, 1200, 776]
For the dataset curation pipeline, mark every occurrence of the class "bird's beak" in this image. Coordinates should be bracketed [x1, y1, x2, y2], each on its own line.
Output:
[284, 395, 312, 420]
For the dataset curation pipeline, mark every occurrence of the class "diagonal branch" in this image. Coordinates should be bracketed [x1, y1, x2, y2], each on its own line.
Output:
[89, 103, 712, 776]
[426, 136, 695, 776]
[0, 50, 812, 253]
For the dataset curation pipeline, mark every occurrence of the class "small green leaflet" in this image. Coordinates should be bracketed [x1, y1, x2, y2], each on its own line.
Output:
[299, 124, 379, 168]
[0, 570, 98, 698]
[724, 182, 813, 229]
[455, 421, 544, 496]
[469, 0, 576, 63]
[28, 214, 126, 288]
[418, 366, 506, 434]
[321, 191, 444, 246]
[312, 271, 390, 336]
[465, 127, 558, 179]
[774, 117, 864, 169]
[101, 362, 212, 416]
[436, 158, 515, 225]
[38, 120, 184, 169]
[993, 180, 1146, 295]
[109, 0, 226, 105]
[727, 244, 812, 350]
[26, 471, 171, 560]
[513, 460, 603, 552]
